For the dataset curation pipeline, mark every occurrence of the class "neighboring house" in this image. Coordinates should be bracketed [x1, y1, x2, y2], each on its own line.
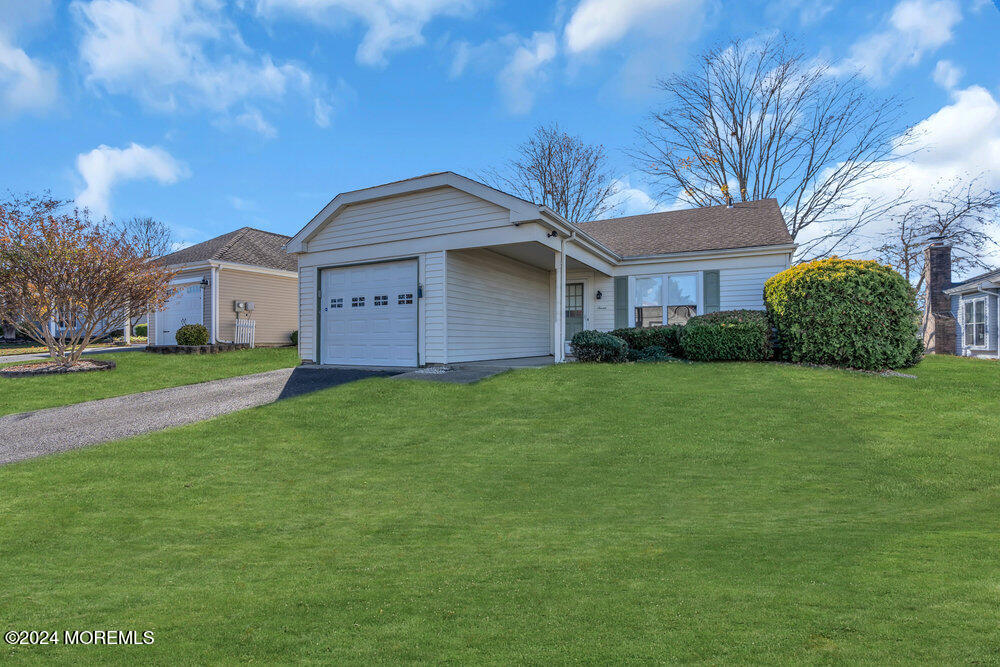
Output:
[151, 227, 299, 346]
[285, 172, 795, 368]
[923, 238, 999, 359]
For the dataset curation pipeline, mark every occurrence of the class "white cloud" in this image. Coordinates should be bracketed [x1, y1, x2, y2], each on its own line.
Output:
[72, 0, 327, 124]
[497, 32, 557, 114]
[76, 143, 189, 217]
[841, 0, 961, 84]
[235, 107, 278, 138]
[609, 177, 675, 217]
[0, 0, 58, 116]
[253, 0, 482, 67]
[932, 59, 962, 90]
[0, 38, 58, 115]
[565, 0, 699, 54]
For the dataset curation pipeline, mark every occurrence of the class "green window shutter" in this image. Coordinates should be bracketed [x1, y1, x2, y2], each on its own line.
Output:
[614, 276, 629, 329]
[703, 271, 720, 314]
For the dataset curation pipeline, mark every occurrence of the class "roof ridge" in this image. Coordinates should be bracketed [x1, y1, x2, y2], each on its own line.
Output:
[212, 226, 251, 260]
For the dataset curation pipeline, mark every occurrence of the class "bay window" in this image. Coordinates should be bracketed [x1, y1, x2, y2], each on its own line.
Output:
[964, 299, 986, 347]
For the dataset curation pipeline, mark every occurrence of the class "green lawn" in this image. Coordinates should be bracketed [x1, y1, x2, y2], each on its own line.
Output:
[1, 356, 998, 662]
[0, 347, 299, 416]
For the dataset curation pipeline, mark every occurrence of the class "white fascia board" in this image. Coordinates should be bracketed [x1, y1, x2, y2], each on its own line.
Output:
[945, 277, 1000, 295]
[209, 260, 298, 278]
[286, 172, 544, 253]
[536, 208, 621, 264]
[616, 243, 798, 266]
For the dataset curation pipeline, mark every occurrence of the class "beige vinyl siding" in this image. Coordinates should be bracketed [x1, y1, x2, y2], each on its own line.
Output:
[719, 265, 788, 311]
[298, 267, 316, 361]
[423, 251, 447, 363]
[218, 268, 298, 345]
[151, 269, 210, 346]
[446, 248, 550, 362]
[306, 188, 511, 253]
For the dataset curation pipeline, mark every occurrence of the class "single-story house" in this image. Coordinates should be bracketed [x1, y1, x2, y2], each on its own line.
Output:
[150, 227, 299, 346]
[285, 172, 796, 367]
[946, 268, 999, 359]
[922, 238, 999, 359]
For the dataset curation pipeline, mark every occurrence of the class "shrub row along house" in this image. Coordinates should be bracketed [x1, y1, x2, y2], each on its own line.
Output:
[150, 227, 298, 347]
[285, 172, 795, 367]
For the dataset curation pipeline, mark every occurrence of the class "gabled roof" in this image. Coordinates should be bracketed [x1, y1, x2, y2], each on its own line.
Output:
[157, 227, 297, 272]
[945, 267, 1000, 294]
[576, 199, 794, 257]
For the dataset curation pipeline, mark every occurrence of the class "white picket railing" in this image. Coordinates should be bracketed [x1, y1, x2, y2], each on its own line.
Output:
[235, 319, 256, 348]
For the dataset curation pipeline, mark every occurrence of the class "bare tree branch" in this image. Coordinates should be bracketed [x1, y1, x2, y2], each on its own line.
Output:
[630, 37, 912, 259]
[483, 123, 620, 223]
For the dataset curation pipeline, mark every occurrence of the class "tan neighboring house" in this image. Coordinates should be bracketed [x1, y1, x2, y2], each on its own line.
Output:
[150, 227, 298, 347]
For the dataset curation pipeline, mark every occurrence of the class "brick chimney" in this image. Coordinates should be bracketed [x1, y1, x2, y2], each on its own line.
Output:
[922, 237, 956, 354]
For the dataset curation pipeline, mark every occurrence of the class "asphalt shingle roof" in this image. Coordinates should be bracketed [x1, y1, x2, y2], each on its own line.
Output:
[576, 199, 793, 257]
[949, 267, 1000, 291]
[157, 227, 297, 272]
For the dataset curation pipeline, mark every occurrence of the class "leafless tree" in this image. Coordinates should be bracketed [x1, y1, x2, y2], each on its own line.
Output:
[632, 37, 911, 260]
[484, 123, 620, 223]
[117, 215, 174, 259]
[875, 176, 1000, 292]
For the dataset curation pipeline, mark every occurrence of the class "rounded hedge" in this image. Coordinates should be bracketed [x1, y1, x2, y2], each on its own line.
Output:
[290, 330, 299, 346]
[570, 330, 627, 363]
[175, 323, 210, 346]
[133, 323, 148, 337]
[764, 258, 920, 370]
[610, 325, 683, 357]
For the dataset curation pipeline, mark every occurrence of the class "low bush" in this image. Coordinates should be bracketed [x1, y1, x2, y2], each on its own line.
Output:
[610, 325, 683, 357]
[688, 309, 769, 326]
[175, 323, 210, 346]
[626, 345, 680, 363]
[901, 337, 925, 368]
[290, 330, 298, 346]
[134, 323, 148, 337]
[570, 330, 627, 363]
[764, 258, 921, 370]
[679, 318, 772, 362]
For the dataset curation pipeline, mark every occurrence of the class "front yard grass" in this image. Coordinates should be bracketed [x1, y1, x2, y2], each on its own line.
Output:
[1, 355, 998, 662]
[0, 346, 299, 416]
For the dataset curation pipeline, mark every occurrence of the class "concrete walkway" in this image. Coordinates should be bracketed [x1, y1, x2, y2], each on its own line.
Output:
[0, 343, 147, 365]
[0, 367, 392, 466]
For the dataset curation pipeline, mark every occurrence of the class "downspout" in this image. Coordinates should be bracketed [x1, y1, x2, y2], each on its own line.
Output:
[211, 265, 220, 344]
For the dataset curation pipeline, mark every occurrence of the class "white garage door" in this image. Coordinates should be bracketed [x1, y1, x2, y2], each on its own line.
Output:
[320, 260, 418, 366]
[160, 282, 204, 344]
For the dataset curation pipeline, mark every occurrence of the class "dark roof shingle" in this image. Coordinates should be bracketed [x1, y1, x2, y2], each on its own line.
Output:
[576, 199, 793, 256]
[157, 227, 297, 272]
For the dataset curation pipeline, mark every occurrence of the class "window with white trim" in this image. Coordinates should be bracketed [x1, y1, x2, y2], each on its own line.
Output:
[964, 298, 986, 347]
[633, 273, 700, 327]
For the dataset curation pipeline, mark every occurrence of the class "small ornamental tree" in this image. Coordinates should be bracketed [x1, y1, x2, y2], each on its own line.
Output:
[0, 194, 177, 366]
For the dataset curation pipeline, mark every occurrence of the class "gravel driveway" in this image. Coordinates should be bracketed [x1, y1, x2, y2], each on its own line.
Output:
[0, 367, 393, 466]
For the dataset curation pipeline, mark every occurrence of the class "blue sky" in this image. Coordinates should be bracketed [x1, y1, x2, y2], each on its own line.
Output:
[0, 0, 997, 255]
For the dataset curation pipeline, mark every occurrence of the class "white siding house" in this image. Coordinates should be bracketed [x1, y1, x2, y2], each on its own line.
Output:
[286, 172, 796, 368]
[946, 270, 1000, 359]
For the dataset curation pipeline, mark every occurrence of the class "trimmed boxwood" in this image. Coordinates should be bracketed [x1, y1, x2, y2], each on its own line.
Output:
[764, 258, 921, 370]
[610, 325, 683, 357]
[134, 323, 148, 337]
[175, 323, 210, 346]
[679, 319, 772, 362]
[290, 330, 298, 346]
[570, 330, 627, 363]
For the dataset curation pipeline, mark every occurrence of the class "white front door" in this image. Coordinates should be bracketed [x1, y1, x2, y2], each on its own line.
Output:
[320, 260, 419, 367]
[160, 282, 204, 344]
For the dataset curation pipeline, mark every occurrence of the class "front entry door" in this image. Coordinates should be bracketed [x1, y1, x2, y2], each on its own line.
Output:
[565, 282, 585, 347]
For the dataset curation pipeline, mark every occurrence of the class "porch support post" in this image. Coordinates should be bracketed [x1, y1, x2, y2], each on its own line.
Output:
[554, 237, 566, 362]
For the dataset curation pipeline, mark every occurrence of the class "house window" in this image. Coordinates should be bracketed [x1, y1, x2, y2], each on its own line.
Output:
[964, 299, 986, 347]
[330, 298, 343, 308]
[351, 296, 365, 307]
[633, 273, 700, 327]
[634, 277, 663, 327]
[398, 293, 413, 305]
[667, 274, 698, 324]
[374, 295, 388, 306]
